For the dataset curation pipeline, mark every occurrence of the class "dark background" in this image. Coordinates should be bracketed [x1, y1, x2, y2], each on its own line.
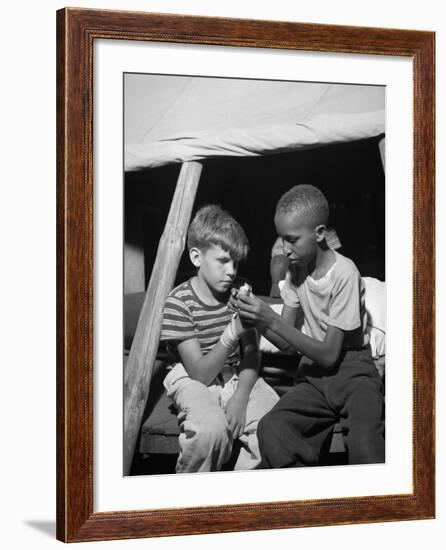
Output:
[125, 135, 385, 297]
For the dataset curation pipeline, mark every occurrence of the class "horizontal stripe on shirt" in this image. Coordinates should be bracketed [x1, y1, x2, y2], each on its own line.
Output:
[161, 278, 239, 364]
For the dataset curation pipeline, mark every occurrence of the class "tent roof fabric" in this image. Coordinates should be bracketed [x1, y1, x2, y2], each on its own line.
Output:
[124, 76, 385, 171]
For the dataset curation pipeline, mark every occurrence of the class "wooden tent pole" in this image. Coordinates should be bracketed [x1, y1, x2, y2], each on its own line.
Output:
[123, 161, 203, 474]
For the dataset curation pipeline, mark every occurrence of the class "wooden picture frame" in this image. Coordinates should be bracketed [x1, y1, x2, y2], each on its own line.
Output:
[56, 7, 435, 542]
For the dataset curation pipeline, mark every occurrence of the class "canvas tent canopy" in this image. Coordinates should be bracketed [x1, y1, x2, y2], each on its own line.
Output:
[125, 76, 384, 170]
[123, 75, 385, 474]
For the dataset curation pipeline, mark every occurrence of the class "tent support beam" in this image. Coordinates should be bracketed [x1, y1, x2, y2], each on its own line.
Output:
[123, 161, 203, 475]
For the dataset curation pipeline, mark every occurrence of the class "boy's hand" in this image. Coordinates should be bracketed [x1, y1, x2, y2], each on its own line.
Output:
[229, 282, 251, 310]
[224, 393, 248, 439]
[228, 287, 240, 312]
[229, 283, 253, 329]
[232, 312, 244, 338]
[220, 312, 247, 349]
[237, 293, 274, 331]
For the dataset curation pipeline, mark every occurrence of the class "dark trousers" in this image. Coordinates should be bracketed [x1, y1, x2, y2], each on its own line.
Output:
[257, 349, 385, 467]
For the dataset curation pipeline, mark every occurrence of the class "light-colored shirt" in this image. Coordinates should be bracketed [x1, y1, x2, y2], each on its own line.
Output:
[281, 251, 368, 349]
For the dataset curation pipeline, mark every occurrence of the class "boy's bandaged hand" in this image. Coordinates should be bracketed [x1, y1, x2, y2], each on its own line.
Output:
[233, 282, 252, 327]
[232, 313, 244, 338]
[231, 283, 251, 336]
[220, 313, 245, 349]
[229, 281, 251, 304]
[221, 282, 253, 348]
[237, 282, 251, 296]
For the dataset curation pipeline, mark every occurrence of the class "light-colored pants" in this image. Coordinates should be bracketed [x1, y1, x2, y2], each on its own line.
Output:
[164, 363, 279, 473]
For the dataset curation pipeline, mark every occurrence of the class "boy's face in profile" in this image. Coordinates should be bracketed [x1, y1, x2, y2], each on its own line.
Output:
[191, 244, 238, 295]
[274, 211, 320, 267]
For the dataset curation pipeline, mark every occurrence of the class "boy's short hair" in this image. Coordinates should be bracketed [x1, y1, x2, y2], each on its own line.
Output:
[276, 184, 329, 227]
[187, 205, 249, 262]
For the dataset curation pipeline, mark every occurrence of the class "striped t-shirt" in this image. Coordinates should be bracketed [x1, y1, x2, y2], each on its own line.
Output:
[160, 279, 239, 366]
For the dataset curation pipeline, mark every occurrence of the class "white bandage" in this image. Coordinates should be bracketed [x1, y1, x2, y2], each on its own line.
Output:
[221, 283, 251, 349]
[238, 282, 251, 296]
[220, 314, 241, 349]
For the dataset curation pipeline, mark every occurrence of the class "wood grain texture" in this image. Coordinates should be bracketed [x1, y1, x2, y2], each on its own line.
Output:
[123, 161, 202, 474]
[56, 7, 435, 542]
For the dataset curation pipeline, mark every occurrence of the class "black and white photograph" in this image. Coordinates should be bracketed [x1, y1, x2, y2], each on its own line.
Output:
[123, 73, 386, 477]
[2, 0, 441, 547]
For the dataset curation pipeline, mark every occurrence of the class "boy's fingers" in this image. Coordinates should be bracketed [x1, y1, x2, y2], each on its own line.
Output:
[225, 412, 241, 437]
[238, 313, 255, 322]
[237, 293, 255, 305]
[237, 297, 257, 311]
[238, 294, 264, 312]
[225, 411, 235, 426]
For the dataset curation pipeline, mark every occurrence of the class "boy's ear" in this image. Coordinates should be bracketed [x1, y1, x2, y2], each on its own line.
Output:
[189, 247, 201, 268]
[315, 224, 327, 243]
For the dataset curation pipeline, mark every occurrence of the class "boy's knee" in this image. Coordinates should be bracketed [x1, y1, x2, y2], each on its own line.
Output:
[258, 411, 312, 468]
[344, 379, 384, 418]
[194, 411, 231, 450]
[177, 409, 233, 472]
[257, 412, 279, 450]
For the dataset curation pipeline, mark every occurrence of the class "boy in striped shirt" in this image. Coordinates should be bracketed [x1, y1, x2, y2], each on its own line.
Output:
[161, 205, 279, 473]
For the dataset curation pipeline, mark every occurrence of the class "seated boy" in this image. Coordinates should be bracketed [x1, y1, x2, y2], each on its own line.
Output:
[234, 185, 384, 467]
[160, 205, 279, 473]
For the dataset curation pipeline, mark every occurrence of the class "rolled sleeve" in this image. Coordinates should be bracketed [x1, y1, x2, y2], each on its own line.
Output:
[280, 271, 300, 309]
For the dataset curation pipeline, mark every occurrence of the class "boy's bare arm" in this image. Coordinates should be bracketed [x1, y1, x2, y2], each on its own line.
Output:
[238, 294, 344, 368]
[258, 304, 302, 354]
[265, 317, 344, 368]
[224, 328, 261, 438]
[177, 334, 236, 386]
[235, 328, 261, 395]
